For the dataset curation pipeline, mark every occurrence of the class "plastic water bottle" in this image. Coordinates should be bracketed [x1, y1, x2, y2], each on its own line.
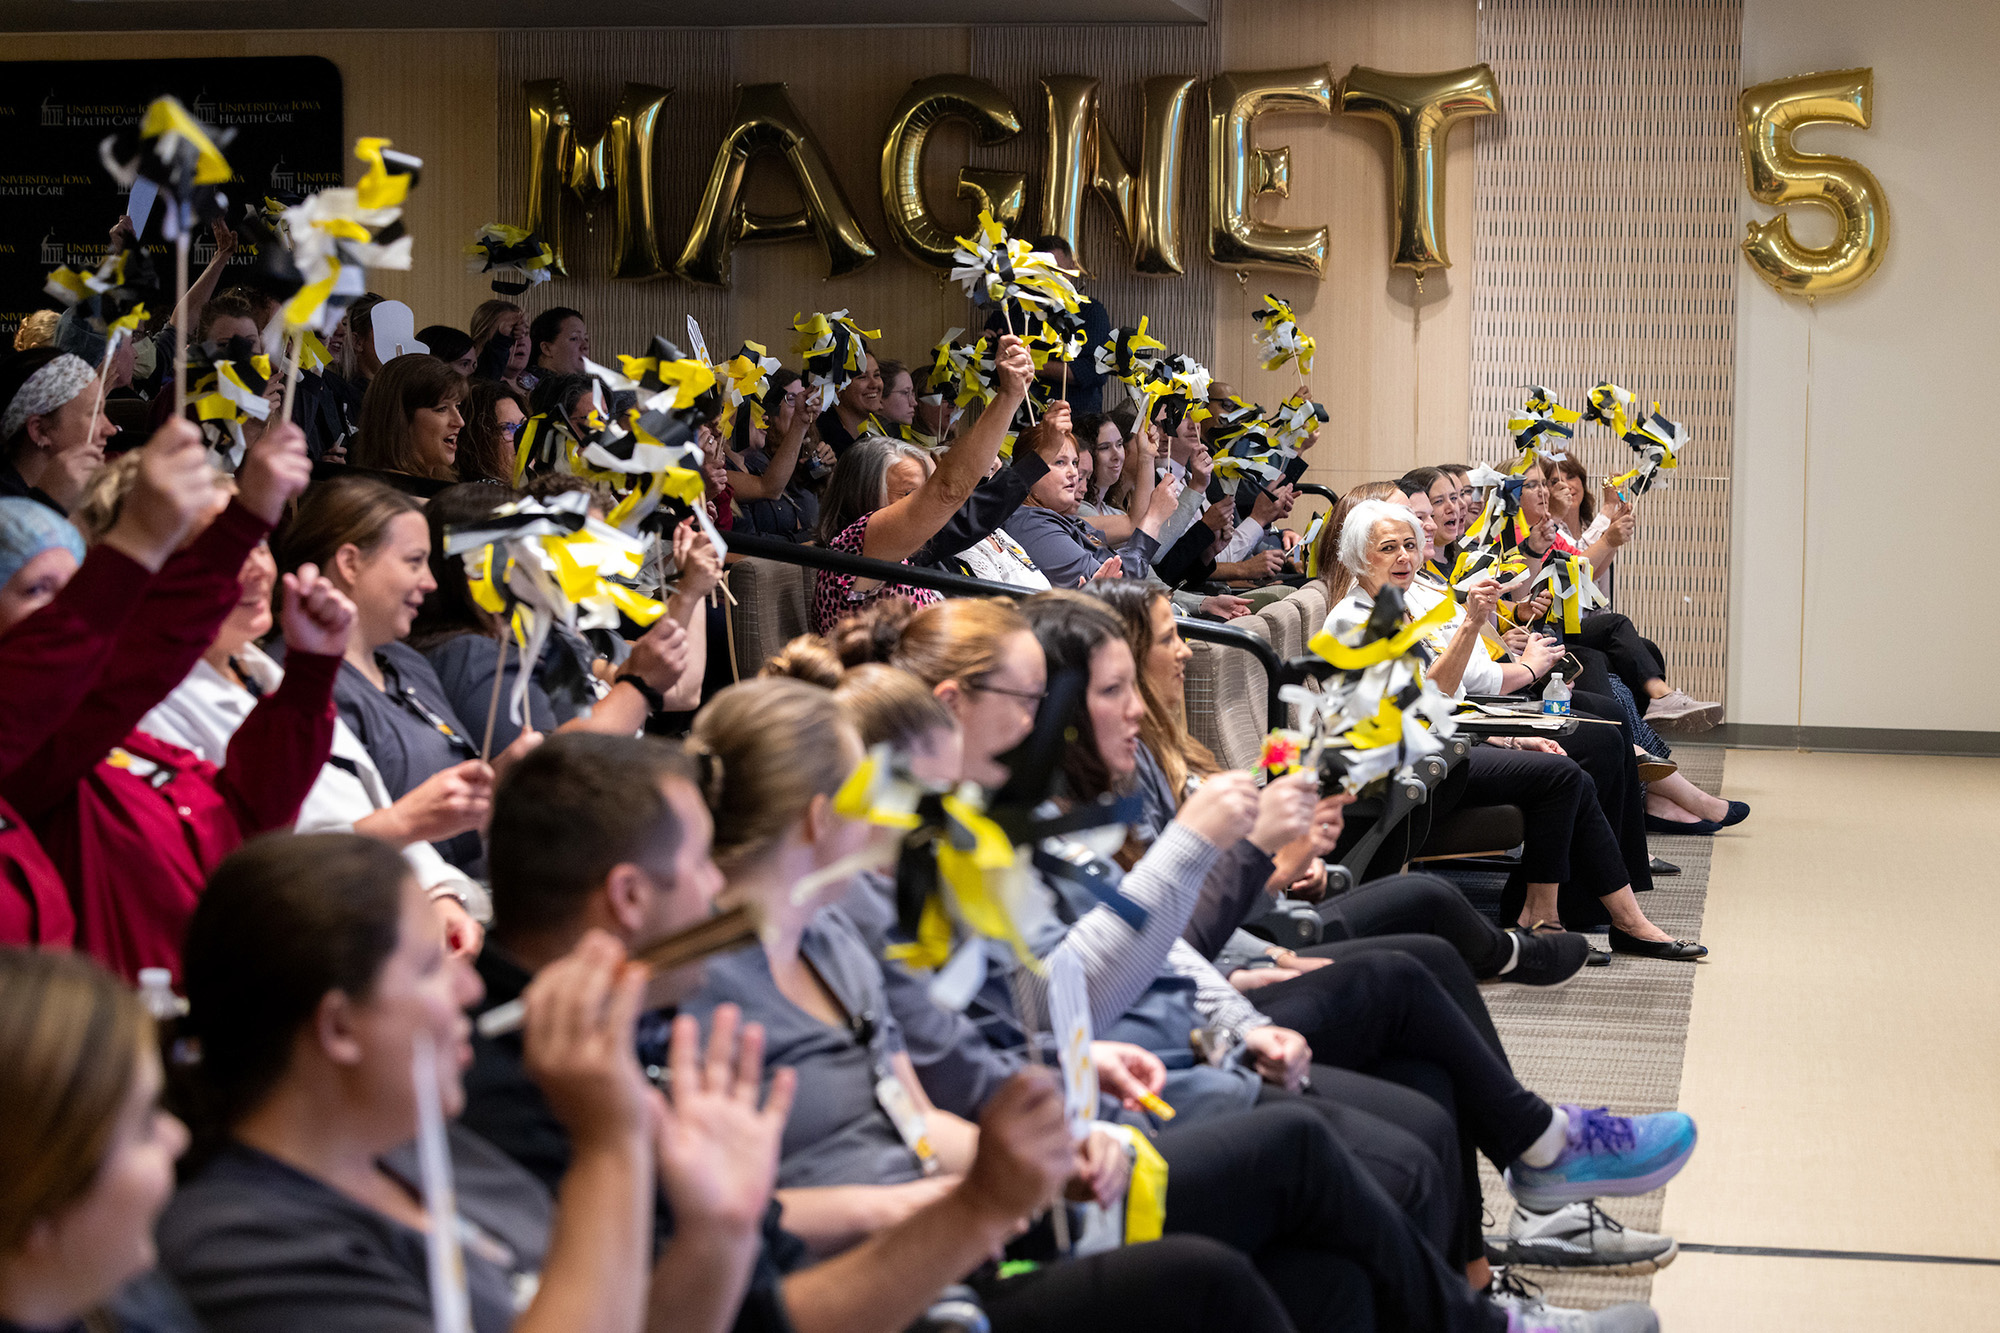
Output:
[1541, 671, 1571, 717]
[136, 968, 194, 1071]
[136, 968, 186, 1022]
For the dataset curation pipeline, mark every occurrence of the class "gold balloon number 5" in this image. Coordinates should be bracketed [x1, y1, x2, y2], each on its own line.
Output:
[1738, 68, 1889, 300]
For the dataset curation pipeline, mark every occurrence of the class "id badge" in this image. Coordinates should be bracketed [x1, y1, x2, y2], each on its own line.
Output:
[875, 1075, 941, 1176]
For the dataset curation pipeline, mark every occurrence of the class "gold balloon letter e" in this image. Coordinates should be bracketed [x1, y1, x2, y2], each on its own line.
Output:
[1205, 66, 1336, 277]
[1738, 68, 1889, 299]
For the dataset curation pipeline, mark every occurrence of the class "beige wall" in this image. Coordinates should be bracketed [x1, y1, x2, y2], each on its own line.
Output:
[1729, 0, 2000, 732]
[8, 30, 502, 335]
[1210, 0, 1477, 496]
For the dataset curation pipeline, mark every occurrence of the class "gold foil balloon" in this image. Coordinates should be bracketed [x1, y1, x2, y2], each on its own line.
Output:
[880, 75, 1024, 271]
[1339, 64, 1499, 278]
[1205, 65, 1335, 276]
[957, 169, 1026, 236]
[675, 82, 879, 288]
[1738, 68, 1888, 299]
[522, 79, 671, 281]
[522, 79, 576, 276]
[1041, 74, 1195, 276]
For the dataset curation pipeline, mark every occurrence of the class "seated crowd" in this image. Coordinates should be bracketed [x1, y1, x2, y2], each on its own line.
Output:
[0, 247, 1740, 1333]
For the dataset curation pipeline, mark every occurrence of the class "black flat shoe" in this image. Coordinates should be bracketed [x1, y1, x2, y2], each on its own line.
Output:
[1608, 926, 1708, 960]
[1718, 799, 1751, 828]
[1637, 753, 1678, 783]
[1645, 813, 1720, 836]
[1649, 855, 1681, 876]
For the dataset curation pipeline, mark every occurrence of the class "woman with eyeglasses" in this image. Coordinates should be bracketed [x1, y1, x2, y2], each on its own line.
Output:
[455, 380, 529, 487]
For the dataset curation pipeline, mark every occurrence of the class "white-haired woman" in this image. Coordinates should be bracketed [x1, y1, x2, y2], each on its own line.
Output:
[1324, 499, 1703, 961]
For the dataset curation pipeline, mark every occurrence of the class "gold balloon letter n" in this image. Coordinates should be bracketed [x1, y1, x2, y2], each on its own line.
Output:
[1738, 68, 1889, 300]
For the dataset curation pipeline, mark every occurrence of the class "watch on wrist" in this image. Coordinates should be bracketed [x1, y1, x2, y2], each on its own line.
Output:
[616, 672, 667, 713]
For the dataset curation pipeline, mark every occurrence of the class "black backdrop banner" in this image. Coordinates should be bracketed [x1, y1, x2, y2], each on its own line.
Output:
[0, 57, 344, 339]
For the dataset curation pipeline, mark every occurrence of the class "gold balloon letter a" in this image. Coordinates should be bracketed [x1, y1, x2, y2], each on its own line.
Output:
[1738, 68, 1889, 299]
[880, 75, 1025, 272]
[676, 82, 879, 288]
[1041, 74, 1197, 276]
[522, 79, 671, 281]
[1340, 65, 1499, 278]
[1206, 66, 1336, 277]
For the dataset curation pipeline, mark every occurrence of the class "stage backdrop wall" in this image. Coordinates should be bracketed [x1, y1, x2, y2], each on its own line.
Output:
[1729, 0, 2000, 737]
[491, 0, 1481, 503]
[3, 31, 503, 339]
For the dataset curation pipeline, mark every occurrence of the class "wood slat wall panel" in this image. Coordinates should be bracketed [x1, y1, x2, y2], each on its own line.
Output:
[970, 22, 1221, 363]
[1471, 0, 1740, 704]
[1208, 0, 1480, 517]
[497, 29, 732, 359]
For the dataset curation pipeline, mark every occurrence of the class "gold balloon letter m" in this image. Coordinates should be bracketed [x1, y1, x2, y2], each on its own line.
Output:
[1738, 68, 1889, 299]
[523, 79, 671, 281]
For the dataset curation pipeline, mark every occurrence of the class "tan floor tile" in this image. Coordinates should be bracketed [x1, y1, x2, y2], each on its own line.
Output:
[1662, 750, 2000, 1257]
[1652, 1251, 2000, 1331]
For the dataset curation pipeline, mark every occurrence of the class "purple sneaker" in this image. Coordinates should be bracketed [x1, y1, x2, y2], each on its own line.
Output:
[1505, 1104, 1697, 1212]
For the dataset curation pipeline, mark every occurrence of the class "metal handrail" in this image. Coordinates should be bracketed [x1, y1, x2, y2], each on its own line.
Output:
[719, 530, 1292, 719]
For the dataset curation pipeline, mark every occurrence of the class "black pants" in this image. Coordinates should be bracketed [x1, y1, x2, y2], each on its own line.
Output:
[1450, 745, 1632, 925]
[1578, 611, 1665, 701]
[984, 1232, 1322, 1332]
[1248, 951, 1550, 1174]
[1315, 872, 1517, 983]
[1294, 934, 1514, 1262]
[1550, 692, 1653, 898]
[1158, 1101, 1507, 1333]
[1260, 1070, 1461, 1261]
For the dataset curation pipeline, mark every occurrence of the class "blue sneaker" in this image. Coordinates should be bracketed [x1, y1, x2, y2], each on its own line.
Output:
[1505, 1104, 1697, 1212]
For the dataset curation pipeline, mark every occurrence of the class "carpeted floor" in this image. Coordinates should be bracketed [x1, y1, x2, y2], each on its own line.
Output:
[1430, 744, 1723, 1311]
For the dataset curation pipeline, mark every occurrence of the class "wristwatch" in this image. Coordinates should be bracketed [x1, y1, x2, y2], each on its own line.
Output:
[615, 672, 667, 713]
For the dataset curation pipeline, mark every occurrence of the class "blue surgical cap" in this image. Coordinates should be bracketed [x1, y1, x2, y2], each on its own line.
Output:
[0, 497, 86, 591]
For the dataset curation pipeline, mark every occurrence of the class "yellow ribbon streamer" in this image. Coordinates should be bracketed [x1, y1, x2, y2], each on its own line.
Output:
[1308, 593, 1455, 671]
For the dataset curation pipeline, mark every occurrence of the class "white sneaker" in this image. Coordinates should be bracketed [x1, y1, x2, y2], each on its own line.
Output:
[1491, 1270, 1660, 1333]
[1486, 1202, 1679, 1275]
[1644, 689, 1720, 732]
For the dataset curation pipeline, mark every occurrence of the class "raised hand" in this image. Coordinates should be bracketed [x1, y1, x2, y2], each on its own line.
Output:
[670, 517, 724, 603]
[1177, 769, 1260, 848]
[960, 1069, 1074, 1227]
[993, 335, 1034, 401]
[235, 420, 312, 524]
[278, 562, 356, 657]
[1091, 1040, 1166, 1113]
[1248, 771, 1317, 855]
[382, 759, 494, 845]
[652, 1005, 797, 1232]
[105, 418, 217, 570]
[522, 931, 655, 1150]
[624, 615, 690, 693]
